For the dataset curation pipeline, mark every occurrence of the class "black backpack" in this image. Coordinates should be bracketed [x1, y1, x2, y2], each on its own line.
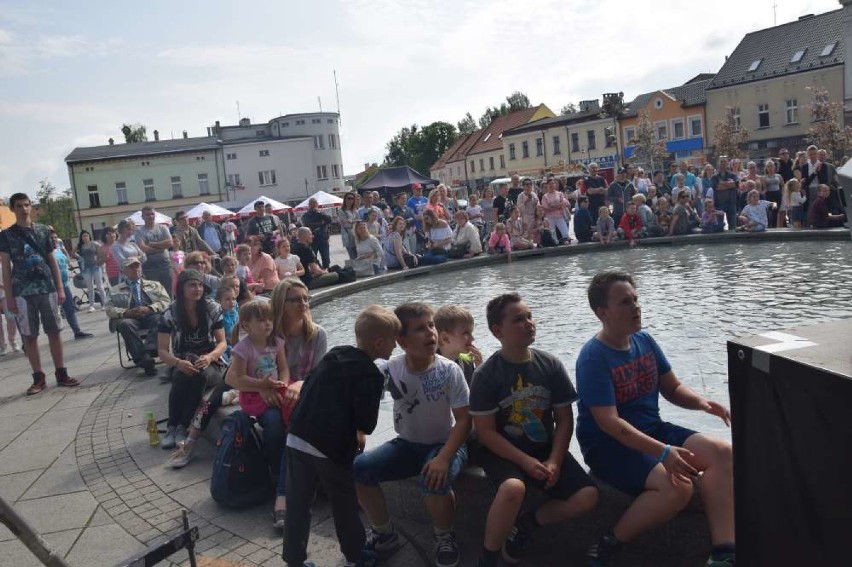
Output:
[210, 411, 270, 508]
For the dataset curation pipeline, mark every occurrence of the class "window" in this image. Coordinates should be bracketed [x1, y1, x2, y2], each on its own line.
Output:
[535, 138, 544, 156]
[282, 122, 290, 127]
[259, 149, 269, 157]
[329, 134, 337, 149]
[226, 153, 237, 160]
[655, 121, 668, 140]
[509, 143, 516, 160]
[115, 182, 128, 205]
[747, 59, 762, 72]
[623, 127, 635, 145]
[479, 158, 484, 171]
[86, 185, 100, 208]
[758, 103, 770, 128]
[170, 176, 183, 198]
[571, 132, 580, 152]
[198, 173, 209, 196]
[332, 164, 340, 178]
[786, 99, 799, 124]
[296, 119, 305, 125]
[522, 141, 529, 158]
[489, 156, 495, 170]
[227, 174, 241, 188]
[499, 155, 505, 169]
[820, 42, 837, 57]
[790, 49, 806, 63]
[259, 170, 277, 186]
[314, 135, 325, 149]
[316, 165, 328, 180]
[143, 179, 156, 201]
[671, 118, 685, 140]
[470, 160, 475, 173]
[312, 118, 321, 124]
[688, 116, 702, 138]
[327, 118, 335, 124]
[587, 130, 596, 150]
[732, 107, 742, 131]
[552, 135, 561, 155]
[255, 130, 265, 136]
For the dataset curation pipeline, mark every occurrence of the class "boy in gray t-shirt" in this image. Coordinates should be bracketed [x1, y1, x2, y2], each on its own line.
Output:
[353, 303, 470, 567]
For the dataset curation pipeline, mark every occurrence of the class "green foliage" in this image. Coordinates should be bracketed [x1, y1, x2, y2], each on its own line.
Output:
[477, 91, 532, 128]
[457, 112, 477, 136]
[383, 121, 459, 176]
[805, 86, 852, 161]
[36, 179, 77, 238]
[560, 102, 578, 116]
[121, 123, 148, 143]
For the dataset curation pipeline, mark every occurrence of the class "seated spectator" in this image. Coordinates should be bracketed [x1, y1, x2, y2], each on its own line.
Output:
[247, 236, 280, 294]
[528, 205, 555, 247]
[488, 223, 512, 258]
[808, 184, 847, 228]
[354, 221, 385, 275]
[737, 189, 777, 232]
[701, 199, 726, 234]
[291, 228, 339, 289]
[184, 251, 220, 298]
[425, 189, 451, 221]
[507, 208, 535, 250]
[668, 192, 696, 236]
[235, 244, 264, 293]
[421, 209, 452, 265]
[107, 258, 171, 376]
[633, 194, 664, 237]
[593, 207, 615, 245]
[574, 197, 594, 243]
[434, 305, 481, 385]
[617, 202, 644, 247]
[450, 210, 483, 258]
[274, 238, 305, 280]
[384, 216, 418, 270]
[220, 256, 253, 304]
[655, 197, 672, 234]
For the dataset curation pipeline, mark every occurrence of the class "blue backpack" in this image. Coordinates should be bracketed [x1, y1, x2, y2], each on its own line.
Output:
[210, 410, 270, 508]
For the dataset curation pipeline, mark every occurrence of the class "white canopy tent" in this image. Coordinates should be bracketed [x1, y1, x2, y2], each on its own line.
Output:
[185, 202, 234, 221]
[122, 210, 172, 227]
[237, 196, 293, 216]
[293, 190, 344, 211]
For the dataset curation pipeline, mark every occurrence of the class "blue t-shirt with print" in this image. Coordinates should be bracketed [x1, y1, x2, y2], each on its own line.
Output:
[575, 331, 671, 454]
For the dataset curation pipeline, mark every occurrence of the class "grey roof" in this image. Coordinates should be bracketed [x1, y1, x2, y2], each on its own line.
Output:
[707, 9, 844, 90]
[622, 78, 714, 118]
[66, 136, 220, 164]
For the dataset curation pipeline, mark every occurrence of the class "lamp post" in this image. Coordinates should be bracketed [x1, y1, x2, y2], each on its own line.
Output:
[304, 178, 309, 198]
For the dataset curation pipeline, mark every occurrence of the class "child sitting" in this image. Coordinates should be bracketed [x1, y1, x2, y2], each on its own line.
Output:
[573, 197, 594, 243]
[354, 303, 471, 567]
[701, 199, 726, 233]
[507, 208, 535, 250]
[274, 238, 305, 280]
[592, 206, 615, 245]
[488, 223, 512, 259]
[434, 305, 482, 385]
[737, 189, 777, 232]
[235, 244, 265, 293]
[283, 305, 400, 567]
[617, 202, 644, 247]
[470, 293, 598, 566]
[808, 184, 847, 228]
[655, 197, 672, 234]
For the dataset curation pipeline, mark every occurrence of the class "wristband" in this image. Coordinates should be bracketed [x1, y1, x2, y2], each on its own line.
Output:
[658, 444, 671, 463]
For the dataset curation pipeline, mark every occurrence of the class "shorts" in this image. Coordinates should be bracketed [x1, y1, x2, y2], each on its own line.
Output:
[478, 447, 595, 500]
[353, 437, 468, 495]
[15, 293, 62, 338]
[583, 421, 697, 496]
[789, 206, 804, 223]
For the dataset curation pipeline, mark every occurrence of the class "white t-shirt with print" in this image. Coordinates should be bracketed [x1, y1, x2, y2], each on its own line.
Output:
[379, 354, 469, 445]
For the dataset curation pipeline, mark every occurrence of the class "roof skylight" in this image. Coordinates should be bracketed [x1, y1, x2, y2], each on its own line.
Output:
[820, 43, 836, 57]
[790, 49, 806, 63]
[747, 59, 763, 72]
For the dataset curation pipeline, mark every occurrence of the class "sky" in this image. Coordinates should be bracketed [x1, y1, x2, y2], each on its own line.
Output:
[0, 0, 842, 199]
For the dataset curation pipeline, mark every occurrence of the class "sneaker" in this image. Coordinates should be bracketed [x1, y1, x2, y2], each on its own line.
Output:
[706, 556, 735, 566]
[26, 372, 47, 396]
[167, 440, 195, 469]
[161, 426, 177, 449]
[175, 425, 188, 445]
[355, 549, 380, 567]
[55, 369, 80, 388]
[434, 531, 459, 567]
[364, 528, 400, 555]
[272, 508, 286, 529]
[587, 535, 621, 567]
[74, 331, 94, 339]
[10, 343, 19, 353]
[87, 306, 95, 313]
[501, 524, 530, 565]
[140, 357, 157, 377]
[0, 345, 7, 356]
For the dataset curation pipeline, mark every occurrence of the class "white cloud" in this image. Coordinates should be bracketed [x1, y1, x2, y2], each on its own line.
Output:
[0, 30, 123, 76]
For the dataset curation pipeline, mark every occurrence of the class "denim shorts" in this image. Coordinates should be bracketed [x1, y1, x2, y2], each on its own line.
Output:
[583, 421, 697, 496]
[353, 437, 468, 495]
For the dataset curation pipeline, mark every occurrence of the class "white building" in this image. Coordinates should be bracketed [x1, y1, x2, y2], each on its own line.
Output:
[211, 112, 345, 206]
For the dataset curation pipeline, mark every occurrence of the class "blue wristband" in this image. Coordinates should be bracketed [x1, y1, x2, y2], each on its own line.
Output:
[658, 444, 671, 463]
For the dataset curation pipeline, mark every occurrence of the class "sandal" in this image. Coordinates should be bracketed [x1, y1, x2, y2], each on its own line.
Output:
[272, 508, 286, 529]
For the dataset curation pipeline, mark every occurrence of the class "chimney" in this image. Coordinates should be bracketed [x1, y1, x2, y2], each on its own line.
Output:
[215, 120, 221, 135]
[239, 117, 250, 127]
[108, 138, 114, 146]
[364, 163, 370, 171]
[153, 130, 159, 142]
[182, 130, 188, 139]
[578, 100, 600, 112]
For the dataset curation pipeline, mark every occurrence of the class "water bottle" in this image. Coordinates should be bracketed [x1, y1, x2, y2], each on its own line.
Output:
[145, 411, 160, 447]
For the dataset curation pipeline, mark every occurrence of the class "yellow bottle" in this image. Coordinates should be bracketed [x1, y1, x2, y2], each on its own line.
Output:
[145, 411, 160, 447]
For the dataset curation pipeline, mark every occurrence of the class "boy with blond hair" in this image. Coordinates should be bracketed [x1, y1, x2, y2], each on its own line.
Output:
[434, 305, 482, 385]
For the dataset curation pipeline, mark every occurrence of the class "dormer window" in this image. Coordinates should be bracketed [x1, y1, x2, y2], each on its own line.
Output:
[483, 132, 492, 142]
[747, 59, 762, 73]
[790, 49, 806, 63]
[820, 42, 836, 57]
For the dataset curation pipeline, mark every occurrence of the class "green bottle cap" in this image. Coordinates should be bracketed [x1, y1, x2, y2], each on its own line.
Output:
[145, 411, 154, 420]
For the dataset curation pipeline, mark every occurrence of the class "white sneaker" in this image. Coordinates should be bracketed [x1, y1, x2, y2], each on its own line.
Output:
[87, 306, 95, 313]
[167, 440, 195, 469]
[0, 346, 7, 356]
[10, 343, 19, 353]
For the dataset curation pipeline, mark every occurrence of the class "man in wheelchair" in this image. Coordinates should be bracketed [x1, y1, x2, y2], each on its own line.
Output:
[105, 258, 170, 376]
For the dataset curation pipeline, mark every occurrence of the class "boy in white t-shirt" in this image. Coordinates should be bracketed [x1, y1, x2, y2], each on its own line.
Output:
[354, 302, 471, 567]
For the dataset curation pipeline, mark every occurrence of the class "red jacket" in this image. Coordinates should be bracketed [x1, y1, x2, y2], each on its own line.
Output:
[618, 212, 643, 240]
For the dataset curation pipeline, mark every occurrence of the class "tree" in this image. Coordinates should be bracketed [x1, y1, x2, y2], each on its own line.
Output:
[560, 102, 578, 115]
[477, 91, 533, 129]
[457, 112, 477, 136]
[506, 91, 531, 111]
[629, 111, 669, 171]
[712, 106, 749, 160]
[121, 123, 147, 143]
[383, 121, 459, 176]
[805, 86, 852, 161]
[36, 179, 77, 238]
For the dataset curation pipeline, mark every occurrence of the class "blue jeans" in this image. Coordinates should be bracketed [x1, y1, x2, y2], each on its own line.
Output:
[61, 284, 82, 335]
[353, 437, 468, 495]
[715, 191, 738, 231]
[255, 408, 287, 493]
[419, 250, 448, 265]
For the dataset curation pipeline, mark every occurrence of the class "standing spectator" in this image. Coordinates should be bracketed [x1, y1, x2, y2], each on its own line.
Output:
[0, 192, 80, 395]
[633, 168, 651, 195]
[515, 179, 539, 230]
[507, 173, 524, 203]
[134, 206, 175, 297]
[0, 261, 20, 354]
[221, 217, 238, 256]
[710, 158, 739, 231]
[776, 148, 794, 182]
[651, 171, 673, 200]
[669, 161, 697, 190]
[585, 163, 608, 223]
[492, 184, 511, 224]
[760, 160, 784, 227]
[800, 146, 830, 219]
[197, 211, 226, 255]
[173, 211, 215, 256]
[407, 183, 429, 230]
[98, 228, 121, 286]
[265, 203, 283, 235]
[74, 230, 106, 312]
[246, 200, 279, 256]
[817, 148, 845, 213]
[607, 168, 635, 228]
[479, 187, 495, 235]
[573, 197, 594, 243]
[50, 230, 94, 340]
[112, 220, 146, 273]
[338, 192, 360, 260]
[300, 197, 332, 269]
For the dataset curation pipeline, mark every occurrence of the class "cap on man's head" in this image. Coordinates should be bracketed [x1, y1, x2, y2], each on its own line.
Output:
[411, 183, 422, 190]
[122, 257, 141, 268]
[177, 269, 211, 293]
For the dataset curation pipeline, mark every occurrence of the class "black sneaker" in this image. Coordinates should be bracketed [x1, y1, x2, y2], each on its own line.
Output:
[140, 357, 157, 377]
[74, 331, 94, 339]
[355, 549, 380, 567]
[434, 531, 459, 567]
[501, 524, 530, 565]
[364, 528, 400, 555]
[587, 534, 621, 567]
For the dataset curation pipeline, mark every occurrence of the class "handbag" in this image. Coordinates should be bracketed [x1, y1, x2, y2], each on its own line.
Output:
[448, 241, 470, 259]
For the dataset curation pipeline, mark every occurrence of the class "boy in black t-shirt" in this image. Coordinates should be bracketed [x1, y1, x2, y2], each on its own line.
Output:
[469, 293, 598, 567]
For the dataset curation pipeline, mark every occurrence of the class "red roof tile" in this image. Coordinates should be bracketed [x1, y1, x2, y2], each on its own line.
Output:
[467, 106, 544, 155]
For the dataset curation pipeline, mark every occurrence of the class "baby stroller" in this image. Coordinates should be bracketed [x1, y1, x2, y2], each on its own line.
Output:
[71, 266, 105, 311]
